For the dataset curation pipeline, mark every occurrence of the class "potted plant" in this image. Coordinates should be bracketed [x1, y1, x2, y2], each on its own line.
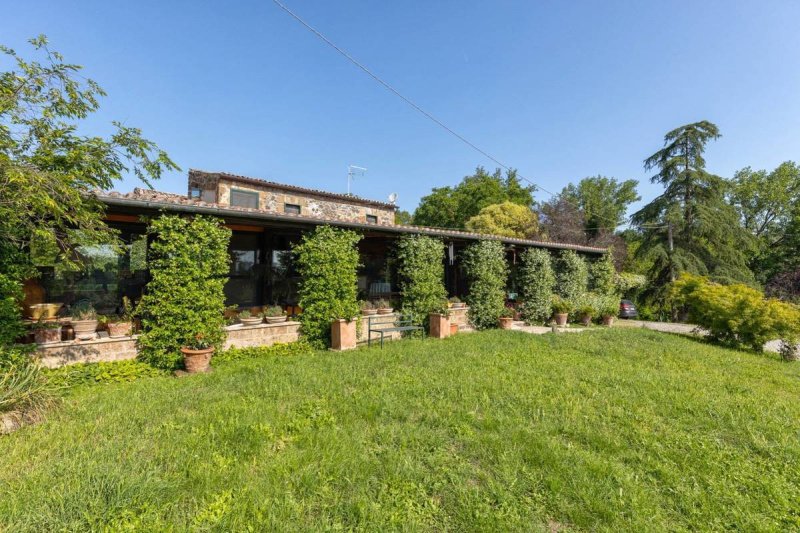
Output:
[498, 307, 515, 329]
[428, 302, 451, 339]
[598, 295, 619, 327]
[551, 296, 572, 327]
[376, 299, 393, 315]
[107, 296, 134, 338]
[449, 296, 465, 309]
[32, 319, 61, 344]
[576, 296, 597, 327]
[238, 309, 263, 326]
[181, 333, 214, 373]
[72, 303, 99, 340]
[263, 305, 288, 324]
[360, 300, 377, 316]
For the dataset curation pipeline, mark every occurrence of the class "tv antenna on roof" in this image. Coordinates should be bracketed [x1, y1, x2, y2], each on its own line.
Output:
[347, 165, 367, 195]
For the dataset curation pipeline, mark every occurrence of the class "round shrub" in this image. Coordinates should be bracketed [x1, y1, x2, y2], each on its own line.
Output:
[555, 250, 588, 302]
[137, 215, 231, 370]
[395, 235, 447, 326]
[462, 240, 509, 330]
[293, 226, 362, 348]
[518, 248, 555, 325]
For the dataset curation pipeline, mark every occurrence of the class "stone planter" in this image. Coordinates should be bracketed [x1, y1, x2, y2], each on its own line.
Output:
[449, 323, 458, 335]
[181, 346, 214, 373]
[107, 321, 132, 338]
[331, 319, 357, 351]
[554, 313, 568, 327]
[429, 313, 450, 339]
[239, 317, 264, 326]
[72, 319, 99, 340]
[34, 326, 61, 345]
[602, 315, 615, 327]
[498, 317, 514, 330]
[265, 316, 288, 324]
[377, 308, 394, 315]
[580, 315, 593, 327]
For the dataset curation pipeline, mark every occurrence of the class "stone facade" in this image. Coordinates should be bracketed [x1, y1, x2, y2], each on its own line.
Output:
[188, 170, 396, 225]
[448, 307, 470, 331]
[35, 322, 301, 368]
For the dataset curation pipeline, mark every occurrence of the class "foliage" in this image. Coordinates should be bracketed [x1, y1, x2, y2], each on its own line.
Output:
[766, 269, 800, 303]
[538, 195, 588, 245]
[461, 240, 508, 329]
[394, 210, 413, 225]
[670, 274, 800, 352]
[464, 201, 539, 238]
[72, 303, 97, 321]
[293, 226, 362, 348]
[45, 360, 166, 388]
[213, 340, 314, 364]
[517, 248, 555, 324]
[413, 167, 534, 229]
[573, 292, 601, 318]
[359, 300, 375, 311]
[561, 175, 640, 236]
[2, 330, 800, 529]
[448, 296, 461, 304]
[551, 295, 573, 314]
[631, 121, 754, 308]
[262, 305, 286, 317]
[616, 272, 648, 294]
[137, 215, 231, 370]
[589, 250, 617, 295]
[554, 250, 588, 302]
[394, 235, 447, 325]
[0, 259, 27, 346]
[595, 293, 621, 317]
[0, 363, 53, 420]
[499, 306, 515, 319]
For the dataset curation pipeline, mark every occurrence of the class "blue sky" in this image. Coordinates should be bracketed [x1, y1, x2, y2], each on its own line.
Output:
[5, 1, 800, 217]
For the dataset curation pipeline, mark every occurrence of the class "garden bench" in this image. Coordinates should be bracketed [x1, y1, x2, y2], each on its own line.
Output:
[367, 314, 424, 348]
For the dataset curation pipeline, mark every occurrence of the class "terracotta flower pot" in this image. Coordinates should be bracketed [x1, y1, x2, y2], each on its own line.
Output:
[107, 321, 132, 338]
[181, 346, 214, 373]
[361, 309, 377, 316]
[449, 323, 458, 335]
[377, 308, 394, 315]
[602, 315, 615, 327]
[265, 316, 287, 324]
[580, 315, 593, 327]
[72, 319, 99, 340]
[499, 317, 514, 330]
[34, 327, 61, 345]
[554, 313, 568, 327]
[239, 317, 263, 326]
[428, 313, 450, 339]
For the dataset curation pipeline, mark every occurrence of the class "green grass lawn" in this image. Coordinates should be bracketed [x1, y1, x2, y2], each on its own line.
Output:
[1, 329, 799, 531]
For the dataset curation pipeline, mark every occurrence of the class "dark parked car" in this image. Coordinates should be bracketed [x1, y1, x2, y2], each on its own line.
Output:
[619, 299, 639, 319]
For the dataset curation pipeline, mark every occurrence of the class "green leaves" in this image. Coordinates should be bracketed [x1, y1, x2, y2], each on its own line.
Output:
[136, 215, 231, 370]
[395, 235, 447, 326]
[554, 250, 588, 303]
[462, 240, 508, 330]
[293, 226, 362, 348]
[518, 248, 555, 325]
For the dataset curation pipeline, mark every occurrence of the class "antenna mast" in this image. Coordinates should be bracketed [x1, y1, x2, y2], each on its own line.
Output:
[347, 165, 367, 195]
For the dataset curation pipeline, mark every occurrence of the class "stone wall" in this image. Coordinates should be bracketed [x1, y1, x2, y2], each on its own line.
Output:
[188, 171, 219, 203]
[217, 178, 395, 225]
[449, 307, 470, 331]
[35, 321, 301, 368]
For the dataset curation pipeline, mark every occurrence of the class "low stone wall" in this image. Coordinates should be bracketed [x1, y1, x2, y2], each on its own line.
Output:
[449, 307, 470, 330]
[34, 321, 301, 368]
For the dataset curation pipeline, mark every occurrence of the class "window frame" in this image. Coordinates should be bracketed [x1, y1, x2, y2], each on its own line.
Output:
[366, 214, 378, 224]
[229, 188, 260, 209]
[284, 203, 301, 215]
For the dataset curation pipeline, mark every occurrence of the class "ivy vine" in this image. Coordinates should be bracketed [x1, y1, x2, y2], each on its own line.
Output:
[518, 248, 556, 324]
[395, 235, 447, 325]
[462, 240, 508, 330]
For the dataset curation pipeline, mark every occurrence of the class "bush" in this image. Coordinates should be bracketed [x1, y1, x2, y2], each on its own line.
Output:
[395, 235, 447, 326]
[293, 226, 362, 348]
[0, 362, 53, 429]
[462, 240, 508, 330]
[671, 274, 800, 352]
[213, 340, 314, 364]
[45, 360, 166, 388]
[518, 248, 555, 325]
[589, 250, 617, 295]
[554, 250, 588, 302]
[137, 215, 231, 370]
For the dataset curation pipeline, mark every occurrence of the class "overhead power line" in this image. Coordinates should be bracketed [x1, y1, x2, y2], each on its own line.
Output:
[271, 0, 657, 232]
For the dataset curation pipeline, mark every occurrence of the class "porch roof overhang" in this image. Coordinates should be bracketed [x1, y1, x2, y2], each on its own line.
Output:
[98, 193, 606, 255]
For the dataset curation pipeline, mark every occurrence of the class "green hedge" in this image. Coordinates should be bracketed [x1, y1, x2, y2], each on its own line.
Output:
[462, 240, 508, 330]
[518, 248, 555, 325]
[589, 250, 617, 296]
[395, 235, 447, 325]
[293, 226, 362, 348]
[555, 250, 588, 303]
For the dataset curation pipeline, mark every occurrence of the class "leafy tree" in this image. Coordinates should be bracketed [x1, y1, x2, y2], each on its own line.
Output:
[461, 240, 508, 329]
[562, 176, 640, 236]
[0, 36, 177, 344]
[554, 250, 588, 303]
[518, 248, 555, 324]
[293, 226, 362, 348]
[394, 210, 413, 225]
[465, 201, 539, 238]
[395, 235, 447, 325]
[413, 167, 535, 228]
[538, 195, 588, 245]
[137, 216, 231, 370]
[631, 121, 753, 304]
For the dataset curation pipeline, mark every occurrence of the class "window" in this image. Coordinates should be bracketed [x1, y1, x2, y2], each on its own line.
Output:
[284, 203, 301, 215]
[230, 188, 260, 209]
[189, 187, 202, 199]
[366, 214, 378, 224]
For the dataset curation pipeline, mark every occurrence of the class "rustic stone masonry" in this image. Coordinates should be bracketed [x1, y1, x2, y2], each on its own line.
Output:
[448, 307, 470, 331]
[35, 321, 301, 368]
